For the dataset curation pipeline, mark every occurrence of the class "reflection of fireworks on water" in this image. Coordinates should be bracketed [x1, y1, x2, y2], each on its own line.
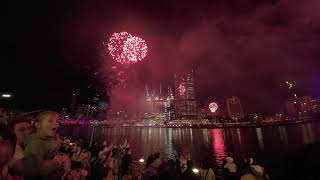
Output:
[107, 32, 148, 64]
[209, 102, 219, 113]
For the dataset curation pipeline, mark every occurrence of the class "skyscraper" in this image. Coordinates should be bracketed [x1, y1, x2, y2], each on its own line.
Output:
[286, 96, 318, 115]
[310, 98, 320, 113]
[226, 96, 243, 121]
[174, 71, 197, 119]
[69, 93, 77, 115]
[299, 96, 312, 113]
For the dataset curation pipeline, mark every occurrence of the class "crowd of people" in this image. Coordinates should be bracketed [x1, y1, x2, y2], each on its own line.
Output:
[1, 110, 269, 180]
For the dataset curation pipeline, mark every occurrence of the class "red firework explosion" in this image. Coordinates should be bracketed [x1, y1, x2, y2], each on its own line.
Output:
[209, 102, 219, 113]
[107, 32, 148, 64]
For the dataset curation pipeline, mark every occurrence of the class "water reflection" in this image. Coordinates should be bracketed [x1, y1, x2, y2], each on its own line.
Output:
[212, 129, 226, 164]
[302, 123, 314, 144]
[255, 128, 264, 151]
[278, 126, 288, 145]
[237, 128, 242, 145]
[60, 122, 320, 180]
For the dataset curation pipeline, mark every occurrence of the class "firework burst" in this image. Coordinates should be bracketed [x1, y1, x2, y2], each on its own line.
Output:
[209, 102, 219, 113]
[107, 31, 148, 64]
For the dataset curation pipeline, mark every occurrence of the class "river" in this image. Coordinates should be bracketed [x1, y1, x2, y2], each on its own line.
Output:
[60, 121, 320, 179]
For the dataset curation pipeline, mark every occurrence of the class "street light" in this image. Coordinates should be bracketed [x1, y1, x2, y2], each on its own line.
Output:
[192, 168, 199, 173]
[1, 94, 12, 98]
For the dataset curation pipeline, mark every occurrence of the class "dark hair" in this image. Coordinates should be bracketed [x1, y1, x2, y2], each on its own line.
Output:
[201, 159, 211, 169]
[187, 160, 193, 169]
[125, 148, 131, 154]
[71, 160, 84, 170]
[146, 154, 155, 168]
[10, 115, 32, 128]
[157, 162, 178, 180]
[0, 124, 17, 148]
[154, 152, 160, 159]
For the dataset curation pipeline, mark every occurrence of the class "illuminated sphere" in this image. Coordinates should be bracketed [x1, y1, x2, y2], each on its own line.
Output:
[209, 102, 218, 113]
[107, 31, 148, 64]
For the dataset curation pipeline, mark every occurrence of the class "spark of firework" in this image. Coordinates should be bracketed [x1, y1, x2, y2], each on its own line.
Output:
[107, 32, 132, 64]
[123, 36, 148, 63]
[107, 32, 148, 64]
[209, 102, 219, 113]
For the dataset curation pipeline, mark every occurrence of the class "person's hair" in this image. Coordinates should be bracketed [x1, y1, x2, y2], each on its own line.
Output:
[10, 115, 32, 128]
[71, 160, 84, 170]
[0, 124, 17, 148]
[128, 162, 141, 174]
[154, 152, 160, 159]
[36, 111, 59, 122]
[201, 159, 211, 169]
[187, 160, 193, 169]
[157, 162, 178, 180]
[146, 154, 155, 168]
[125, 148, 131, 154]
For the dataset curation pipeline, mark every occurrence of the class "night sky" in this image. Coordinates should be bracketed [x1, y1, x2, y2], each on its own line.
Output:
[3, 0, 320, 113]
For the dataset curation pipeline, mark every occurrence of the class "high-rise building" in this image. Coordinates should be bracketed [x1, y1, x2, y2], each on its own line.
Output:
[299, 96, 312, 113]
[69, 93, 77, 115]
[165, 85, 175, 120]
[286, 100, 298, 115]
[174, 71, 197, 119]
[286, 96, 319, 115]
[311, 98, 320, 113]
[226, 96, 243, 121]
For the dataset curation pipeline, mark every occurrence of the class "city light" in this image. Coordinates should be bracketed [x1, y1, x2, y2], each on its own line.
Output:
[192, 168, 199, 173]
[139, 158, 145, 163]
[1, 94, 12, 98]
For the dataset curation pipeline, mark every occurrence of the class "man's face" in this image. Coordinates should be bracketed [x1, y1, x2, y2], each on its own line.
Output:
[14, 122, 32, 145]
[0, 136, 14, 167]
[37, 114, 60, 137]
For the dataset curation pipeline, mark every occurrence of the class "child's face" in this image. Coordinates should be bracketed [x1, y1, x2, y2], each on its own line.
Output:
[37, 114, 59, 137]
[14, 122, 33, 145]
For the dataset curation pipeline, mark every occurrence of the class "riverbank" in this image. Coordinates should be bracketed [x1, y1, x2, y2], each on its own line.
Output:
[61, 117, 320, 128]
[139, 118, 320, 128]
